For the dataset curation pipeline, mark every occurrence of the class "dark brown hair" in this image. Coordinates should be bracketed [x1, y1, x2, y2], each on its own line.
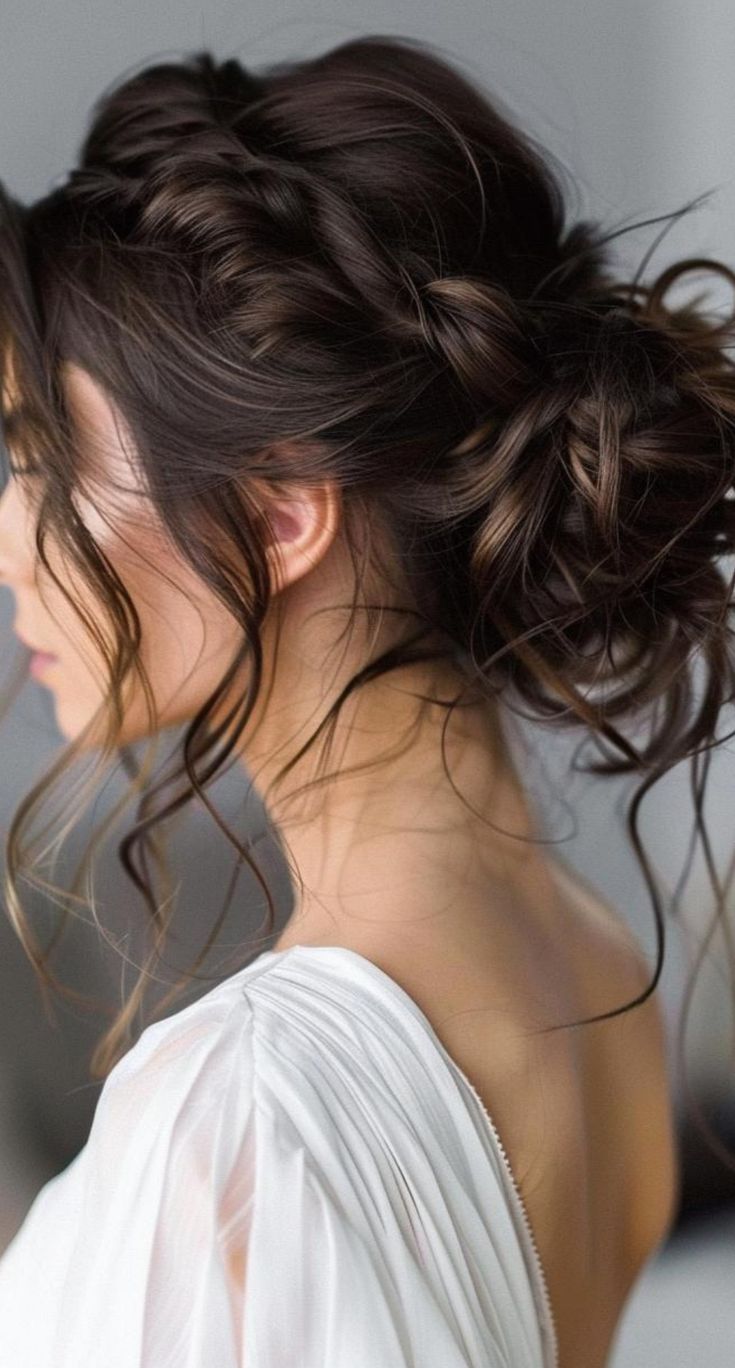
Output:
[1, 36, 734, 1168]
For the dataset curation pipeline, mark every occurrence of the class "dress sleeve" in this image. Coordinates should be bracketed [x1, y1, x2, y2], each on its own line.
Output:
[50, 987, 258, 1368]
[48, 977, 527, 1368]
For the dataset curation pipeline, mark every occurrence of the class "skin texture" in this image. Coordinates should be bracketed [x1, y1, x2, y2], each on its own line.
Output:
[0, 359, 540, 940]
[0, 360, 682, 1368]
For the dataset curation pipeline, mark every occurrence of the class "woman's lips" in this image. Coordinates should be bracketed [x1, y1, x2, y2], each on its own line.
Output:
[29, 651, 58, 678]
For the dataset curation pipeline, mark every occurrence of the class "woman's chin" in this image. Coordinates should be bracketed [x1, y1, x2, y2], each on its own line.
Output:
[42, 681, 114, 749]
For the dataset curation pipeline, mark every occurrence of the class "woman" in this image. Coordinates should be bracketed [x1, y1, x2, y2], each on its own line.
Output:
[0, 33, 732, 1367]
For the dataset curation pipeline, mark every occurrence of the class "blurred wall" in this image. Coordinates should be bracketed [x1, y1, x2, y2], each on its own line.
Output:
[1, 0, 734, 1248]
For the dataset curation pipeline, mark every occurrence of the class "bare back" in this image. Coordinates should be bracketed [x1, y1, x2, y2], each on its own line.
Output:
[278, 851, 681, 1368]
[379, 855, 681, 1368]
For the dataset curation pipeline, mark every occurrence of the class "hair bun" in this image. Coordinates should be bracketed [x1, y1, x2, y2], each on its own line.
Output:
[5, 32, 735, 1103]
[451, 253, 735, 742]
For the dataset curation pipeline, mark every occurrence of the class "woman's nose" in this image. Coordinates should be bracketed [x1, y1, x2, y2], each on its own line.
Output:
[0, 475, 37, 588]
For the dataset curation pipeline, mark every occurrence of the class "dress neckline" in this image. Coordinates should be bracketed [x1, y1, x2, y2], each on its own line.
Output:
[246, 941, 559, 1368]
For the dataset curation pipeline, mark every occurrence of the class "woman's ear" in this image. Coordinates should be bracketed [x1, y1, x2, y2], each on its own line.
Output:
[263, 479, 342, 595]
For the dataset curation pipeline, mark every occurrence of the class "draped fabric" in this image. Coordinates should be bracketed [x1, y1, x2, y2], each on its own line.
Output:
[0, 944, 558, 1367]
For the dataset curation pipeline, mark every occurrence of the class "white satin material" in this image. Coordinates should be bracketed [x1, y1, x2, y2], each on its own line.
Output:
[0, 944, 557, 1366]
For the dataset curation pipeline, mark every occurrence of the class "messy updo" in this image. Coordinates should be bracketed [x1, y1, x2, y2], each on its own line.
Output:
[1, 36, 734, 1154]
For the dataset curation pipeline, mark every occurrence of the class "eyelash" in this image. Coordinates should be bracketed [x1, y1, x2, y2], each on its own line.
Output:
[6, 459, 38, 479]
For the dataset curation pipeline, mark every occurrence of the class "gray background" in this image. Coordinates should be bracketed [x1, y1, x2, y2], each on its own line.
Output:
[1, 3, 735, 1363]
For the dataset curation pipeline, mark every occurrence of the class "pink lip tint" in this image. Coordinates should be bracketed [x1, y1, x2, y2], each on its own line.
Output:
[29, 651, 58, 678]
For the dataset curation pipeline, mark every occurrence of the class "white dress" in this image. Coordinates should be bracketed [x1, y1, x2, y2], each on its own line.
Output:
[0, 944, 559, 1367]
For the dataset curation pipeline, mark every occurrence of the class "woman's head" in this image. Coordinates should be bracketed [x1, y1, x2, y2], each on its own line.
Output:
[1, 353, 247, 741]
[1, 37, 735, 1106]
[0, 349, 351, 755]
[0, 342, 466, 831]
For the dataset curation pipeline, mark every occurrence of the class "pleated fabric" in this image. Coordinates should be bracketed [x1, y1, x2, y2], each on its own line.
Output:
[0, 944, 558, 1367]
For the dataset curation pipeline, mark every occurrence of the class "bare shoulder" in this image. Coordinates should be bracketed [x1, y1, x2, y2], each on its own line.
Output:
[549, 853, 682, 1260]
[550, 852, 665, 1013]
[550, 852, 649, 962]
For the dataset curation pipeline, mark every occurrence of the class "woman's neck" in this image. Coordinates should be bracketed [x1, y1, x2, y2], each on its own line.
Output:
[241, 658, 542, 948]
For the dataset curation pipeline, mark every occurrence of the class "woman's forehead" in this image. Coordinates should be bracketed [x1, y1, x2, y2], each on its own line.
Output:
[1, 353, 124, 445]
[0, 353, 110, 449]
[1, 350, 145, 509]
